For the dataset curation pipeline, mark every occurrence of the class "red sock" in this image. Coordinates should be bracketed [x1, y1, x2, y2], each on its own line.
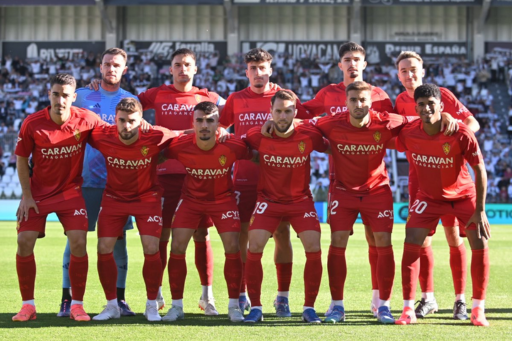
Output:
[471, 248, 489, 300]
[276, 263, 292, 292]
[419, 245, 434, 293]
[16, 253, 36, 301]
[168, 253, 187, 300]
[402, 243, 421, 300]
[450, 243, 467, 295]
[97, 252, 117, 301]
[240, 261, 246, 293]
[246, 251, 263, 307]
[369, 246, 379, 290]
[327, 245, 346, 300]
[224, 251, 242, 299]
[195, 240, 214, 286]
[158, 241, 168, 286]
[304, 251, 322, 307]
[376, 246, 395, 301]
[144, 253, 162, 300]
[69, 254, 88, 301]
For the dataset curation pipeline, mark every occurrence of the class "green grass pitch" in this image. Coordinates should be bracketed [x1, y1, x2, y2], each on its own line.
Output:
[0, 222, 511, 340]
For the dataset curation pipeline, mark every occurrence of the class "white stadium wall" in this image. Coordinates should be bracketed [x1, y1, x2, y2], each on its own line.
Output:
[485, 7, 512, 41]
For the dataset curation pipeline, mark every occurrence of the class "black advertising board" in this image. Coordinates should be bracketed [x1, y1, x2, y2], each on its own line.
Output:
[241, 41, 343, 61]
[361, 0, 482, 5]
[233, 0, 352, 5]
[123, 41, 228, 62]
[2, 41, 106, 61]
[104, 0, 223, 4]
[363, 41, 469, 65]
[0, 0, 95, 4]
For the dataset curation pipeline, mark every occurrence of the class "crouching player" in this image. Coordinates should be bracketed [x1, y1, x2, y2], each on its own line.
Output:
[89, 98, 180, 321]
[162, 101, 252, 322]
[395, 84, 490, 327]
[243, 90, 330, 324]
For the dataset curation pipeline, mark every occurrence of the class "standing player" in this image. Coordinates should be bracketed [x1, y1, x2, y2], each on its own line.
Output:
[302, 42, 394, 316]
[59, 48, 138, 318]
[162, 102, 250, 322]
[88, 98, 179, 322]
[243, 90, 329, 324]
[220, 48, 310, 315]
[395, 84, 490, 327]
[395, 51, 480, 320]
[13, 74, 104, 322]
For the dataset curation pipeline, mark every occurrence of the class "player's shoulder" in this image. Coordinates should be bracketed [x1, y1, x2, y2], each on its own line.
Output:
[395, 91, 409, 104]
[118, 88, 138, 99]
[24, 108, 48, 124]
[72, 106, 98, 120]
[172, 133, 194, 146]
[245, 126, 261, 137]
[296, 123, 322, 137]
[75, 87, 95, 96]
[455, 122, 475, 138]
[439, 86, 457, 99]
[224, 137, 247, 149]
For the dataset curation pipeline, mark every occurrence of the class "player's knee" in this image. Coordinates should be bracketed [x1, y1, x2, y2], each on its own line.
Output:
[69, 238, 87, 256]
[17, 236, 35, 256]
[223, 239, 240, 254]
[303, 242, 321, 253]
[160, 228, 171, 242]
[170, 240, 187, 255]
[273, 227, 290, 243]
[193, 228, 208, 242]
[142, 243, 159, 255]
[373, 232, 392, 247]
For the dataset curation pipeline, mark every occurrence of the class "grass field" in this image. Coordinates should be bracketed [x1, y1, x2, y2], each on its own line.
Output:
[0, 222, 511, 340]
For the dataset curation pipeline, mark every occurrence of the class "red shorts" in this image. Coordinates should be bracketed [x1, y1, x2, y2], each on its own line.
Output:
[329, 186, 394, 233]
[233, 184, 258, 224]
[249, 197, 321, 234]
[328, 182, 369, 227]
[406, 194, 476, 234]
[158, 174, 213, 229]
[171, 196, 241, 234]
[17, 189, 88, 238]
[98, 195, 163, 238]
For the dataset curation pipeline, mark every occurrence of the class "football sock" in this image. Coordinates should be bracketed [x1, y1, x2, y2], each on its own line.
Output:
[228, 298, 239, 308]
[224, 251, 242, 299]
[471, 248, 489, 301]
[304, 250, 322, 307]
[194, 240, 214, 286]
[240, 261, 247, 294]
[403, 300, 415, 308]
[71, 300, 83, 306]
[277, 291, 289, 298]
[168, 253, 187, 300]
[62, 288, 72, 302]
[401, 243, 421, 301]
[472, 299, 485, 309]
[158, 241, 168, 286]
[107, 299, 117, 307]
[379, 299, 391, 308]
[368, 246, 379, 290]
[252, 306, 262, 311]
[117, 288, 125, 302]
[327, 245, 346, 300]
[332, 300, 344, 307]
[376, 245, 395, 301]
[16, 253, 36, 301]
[69, 253, 88, 302]
[22, 300, 35, 306]
[275, 262, 292, 292]
[456, 293, 466, 302]
[113, 236, 128, 289]
[303, 306, 314, 311]
[202, 285, 214, 300]
[419, 245, 434, 294]
[422, 292, 435, 301]
[246, 250, 263, 307]
[372, 290, 380, 310]
[172, 299, 183, 308]
[143, 252, 162, 300]
[97, 252, 117, 301]
[450, 242, 467, 296]
[62, 240, 71, 289]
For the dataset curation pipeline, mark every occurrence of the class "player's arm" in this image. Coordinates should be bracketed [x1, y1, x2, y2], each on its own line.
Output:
[16, 156, 39, 222]
[467, 161, 491, 240]
[440, 112, 459, 136]
[386, 137, 397, 150]
[464, 116, 480, 133]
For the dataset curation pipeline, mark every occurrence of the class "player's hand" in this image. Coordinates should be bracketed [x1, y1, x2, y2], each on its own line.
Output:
[216, 127, 230, 143]
[16, 197, 39, 223]
[87, 79, 101, 91]
[140, 119, 152, 133]
[440, 112, 459, 136]
[466, 210, 491, 240]
[261, 120, 275, 138]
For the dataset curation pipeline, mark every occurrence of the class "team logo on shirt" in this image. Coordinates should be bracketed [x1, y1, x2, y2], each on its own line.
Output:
[219, 155, 227, 166]
[442, 143, 450, 155]
[373, 131, 381, 143]
[298, 141, 306, 154]
[249, 215, 255, 226]
[74, 129, 81, 141]
[141, 146, 149, 157]
[195, 95, 202, 103]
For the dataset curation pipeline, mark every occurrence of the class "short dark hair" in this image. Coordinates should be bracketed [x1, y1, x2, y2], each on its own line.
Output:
[194, 101, 218, 114]
[101, 48, 128, 64]
[271, 90, 297, 106]
[338, 42, 365, 60]
[244, 48, 273, 64]
[346, 81, 372, 95]
[50, 73, 76, 88]
[171, 48, 196, 62]
[414, 84, 441, 102]
[116, 97, 143, 115]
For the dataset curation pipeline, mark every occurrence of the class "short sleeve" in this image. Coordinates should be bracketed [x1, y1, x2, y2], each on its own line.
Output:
[14, 120, 34, 157]
[219, 95, 235, 127]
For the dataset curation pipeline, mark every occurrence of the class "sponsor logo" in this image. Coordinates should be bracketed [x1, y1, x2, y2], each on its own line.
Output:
[336, 143, 384, 155]
[147, 216, 163, 225]
[329, 106, 347, 115]
[145, 41, 217, 61]
[185, 167, 230, 179]
[442, 143, 450, 155]
[472, 150, 480, 157]
[93, 103, 101, 108]
[411, 153, 454, 169]
[221, 211, 240, 220]
[160, 103, 196, 116]
[107, 156, 152, 169]
[219, 155, 227, 166]
[377, 210, 394, 218]
[262, 154, 308, 168]
[298, 141, 306, 154]
[16, 137, 22, 146]
[303, 211, 318, 218]
[237, 112, 273, 126]
[41, 142, 83, 159]
[74, 129, 81, 141]
[373, 131, 381, 143]
[141, 146, 149, 157]
[74, 209, 87, 217]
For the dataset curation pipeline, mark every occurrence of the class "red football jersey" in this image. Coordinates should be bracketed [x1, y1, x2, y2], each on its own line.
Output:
[138, 84, 221, 176]
[88, 125, 178, 202]
[243, 125, 329, 203]
[312, 110, 409, 195]
[219, 83, 311, 187]
[303, 83, 394, 117]
[15, 106, 104, 202]
[396, 121, 482, 201]
[164, 135, 251, 202]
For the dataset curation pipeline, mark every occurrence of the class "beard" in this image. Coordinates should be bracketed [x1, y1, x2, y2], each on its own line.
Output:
[102, 74, 120, 86]
[275, 121, 293, 133]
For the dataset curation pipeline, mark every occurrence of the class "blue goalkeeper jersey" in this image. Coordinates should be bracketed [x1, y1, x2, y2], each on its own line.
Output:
[76, 86, 138, 188]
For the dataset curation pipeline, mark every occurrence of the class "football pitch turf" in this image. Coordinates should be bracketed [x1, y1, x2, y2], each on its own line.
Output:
[0, 221, 511, 340]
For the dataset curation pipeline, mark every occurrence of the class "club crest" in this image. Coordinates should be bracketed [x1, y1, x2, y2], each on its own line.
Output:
[219, 155, 227, 166]
[74, 129, 81, 141]
[250, 215, 255, 226]
[141, 146, 149, 156]
[373, 131, 381, 143]
[195, 95, 202, 103]
[298, 141, 306, 154]
[442, 143, 450, 155]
